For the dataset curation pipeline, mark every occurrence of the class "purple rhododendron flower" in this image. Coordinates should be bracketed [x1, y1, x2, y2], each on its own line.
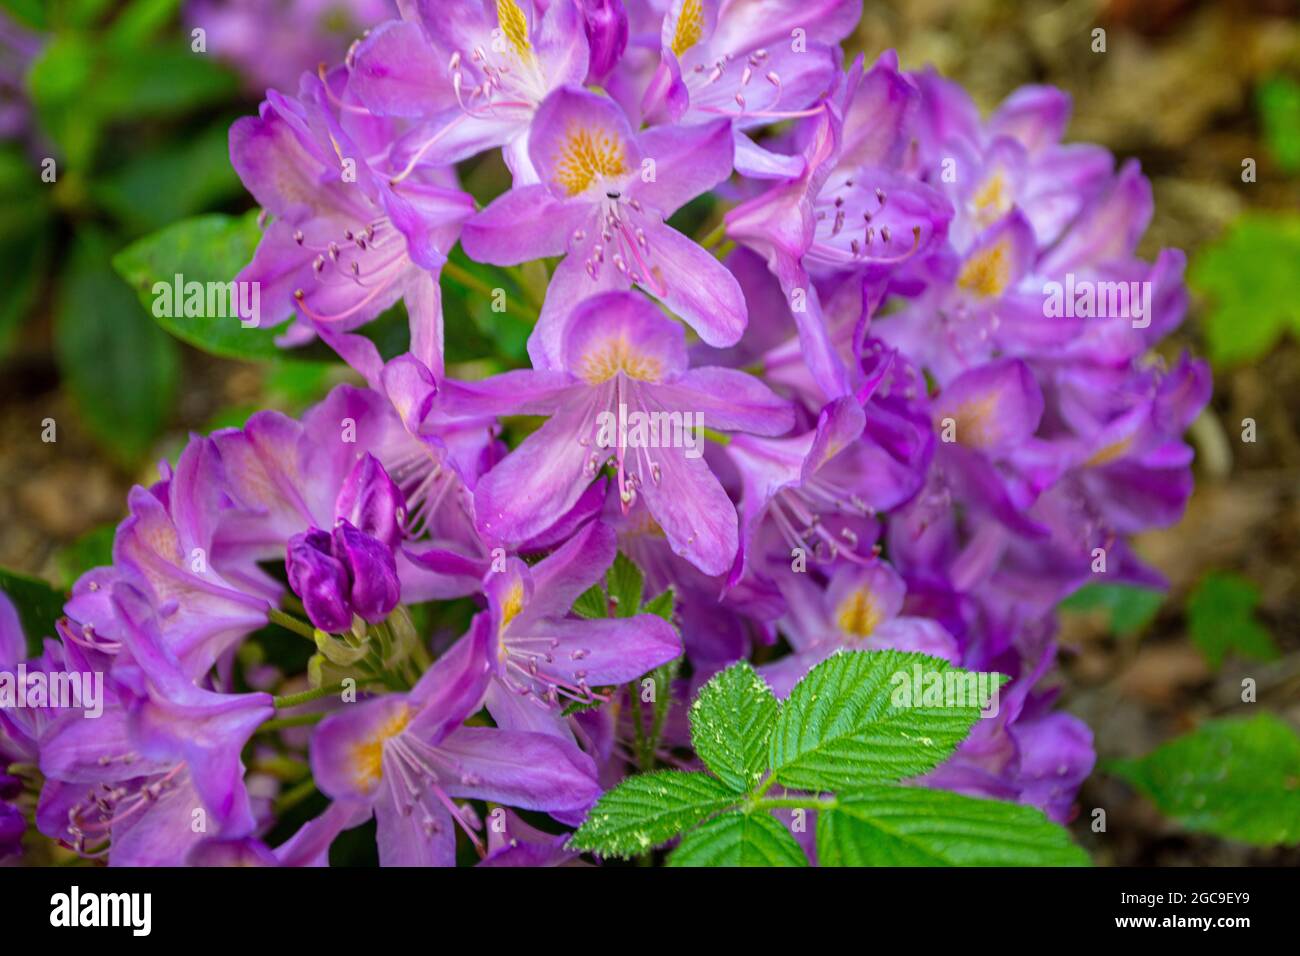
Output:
[1, 0, 1218, 865]
[310, 616, 599, 866]
[478, 520, 680, 736]
[442, 290, 793, 574]
[462, 85, 747, 367]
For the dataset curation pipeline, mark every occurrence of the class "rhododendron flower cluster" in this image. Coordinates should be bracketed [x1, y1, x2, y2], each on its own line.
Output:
[1, 0, 1208, 866]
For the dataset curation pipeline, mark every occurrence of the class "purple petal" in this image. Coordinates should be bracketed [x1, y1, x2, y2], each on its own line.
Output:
[462, 184, 594, 264]
[333, 521, 401, 625]
[434, 726, 601, 812]
[286, 529, 352, 633]
[637, 218, 747, 348]
[521, 519, 617, 621]
[349, 20, 453, 119]
[474, 391, 607, 546]
[529, 86, 640, 201]
[631, 118, 734, 216]
[335, 453, 406, 548]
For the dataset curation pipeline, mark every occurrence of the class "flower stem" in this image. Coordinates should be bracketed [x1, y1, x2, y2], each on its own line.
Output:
[699, 220, 728, 250]
[275, 777, 320, 814]
[273, 681, 374, 710]
[268, 607, 317, 642]
[258, 712, 327, 733]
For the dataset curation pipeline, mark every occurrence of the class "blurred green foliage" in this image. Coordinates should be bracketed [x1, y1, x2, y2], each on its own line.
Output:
[1111, 715, 1300, 848]
[1186, 571, 1278, 669]
[1060, 582, 1164, 637]
[1189, 213, 1300, 367]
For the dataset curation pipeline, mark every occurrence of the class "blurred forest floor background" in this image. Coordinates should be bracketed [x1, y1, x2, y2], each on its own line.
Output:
[1, 0, 1298, 864]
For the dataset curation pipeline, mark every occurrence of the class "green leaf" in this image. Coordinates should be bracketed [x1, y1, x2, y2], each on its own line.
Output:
[0, 568, 66, 658]
[1186, 572, 1278, 669]
[689, 662, 779, 793]
[94, 121, 244, 233]
[768, 650, 993, 791]
[571, 584, 608, 619]
[816, 787, 1090, 866]
[1258, 75, 1300, 174]
[667, 812, 807, 867]
[567, 770, 738, 858]
[1110, 714, 1300, 847]
[112, 212, 288, 359]
[1060, 582, 1163, 636]
[641, 588, 675, 622]
[606, 552, 643, 618]
[54, 524, 117, 590]
[27, 35, 237, 169]
[1189, 213, 1300, 366]
[0, 146, 54, 357]
[56, 227, 179, 462]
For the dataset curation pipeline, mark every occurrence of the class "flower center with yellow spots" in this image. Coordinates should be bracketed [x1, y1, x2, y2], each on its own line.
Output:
[496, 0, 532, 60]
[942, 394, 1000, 450]
[836, 588, 883, 639]
[578, 337, 664, 384]
[970, 169, 1011, 228]
[553, 126, 627, 197]
[957, 238, 1013, 299]
[497, 580, 525, 663]
[351, 706, 412, 791]
[672, 0, 704, 57]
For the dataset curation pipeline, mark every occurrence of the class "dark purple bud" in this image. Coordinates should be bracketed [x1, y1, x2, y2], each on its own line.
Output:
[286, 529, 352, 633]
[580, 0, 628, 81]
[333, 520, 400, 624]
[335, 453, 406, 548]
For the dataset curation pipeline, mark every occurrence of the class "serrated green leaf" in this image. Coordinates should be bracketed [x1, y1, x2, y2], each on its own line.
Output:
[689, 662, 779, 793]
[606, 552, 643, 618]
[817, 786, 1089, 866]
[0, 568, 66, 658]
[1110, 714, 1300, 847]
[1189, 213, 1300, 366]
[571, 584, 608, 619]
[769, 650, 993, 791]
[568, 770, 738, 858]
[1186, 572, 1277, 669]
[667, 811, 807, 867]
[56, 227, 179, 463]
[112, 212, 288, 359]
[1060, 582, 1163, 636]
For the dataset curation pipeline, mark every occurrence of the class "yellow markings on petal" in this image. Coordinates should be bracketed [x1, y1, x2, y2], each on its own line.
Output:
[500, 579, 525, 633]
[1085, 434, 1134, 468]
[671, 0, 705, 57]
[351, 706, 412, 791]
[496, 0, 532, 60]
[944, 394, 1000, 450]
[836, 588, 883, 640]
[970, 169, 1011, 228]
[554, 125, 628, 197]
[578, 336, 664, 384]
[957, 238, 1013, 299]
